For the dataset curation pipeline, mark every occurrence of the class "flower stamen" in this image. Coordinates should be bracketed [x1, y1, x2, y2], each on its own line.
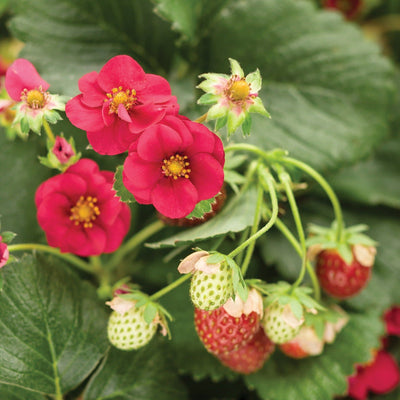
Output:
[106, 86, 137, 114]
[70, 196, 100, 228]
[21, 87, 49, 109]
[162, 154, 191, 180]
[225, 76, 252, 103]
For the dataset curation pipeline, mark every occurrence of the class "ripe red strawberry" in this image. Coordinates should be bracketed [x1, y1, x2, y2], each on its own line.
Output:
[316, 248, 372, 299]
[194, 306, 260, 355]
[218, 328, 275, 374]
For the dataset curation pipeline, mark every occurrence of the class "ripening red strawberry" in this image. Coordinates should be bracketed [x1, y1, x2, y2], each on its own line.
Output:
[218, 328, 275, 374]
[194, 306, 260, 356]
[316, 248, 372, 299]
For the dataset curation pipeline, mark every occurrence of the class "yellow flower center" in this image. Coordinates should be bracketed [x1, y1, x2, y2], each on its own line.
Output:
[106, 86, 137, 114]
[228, 79, 251, 101]
[70, 196, 100, 229]
[21, 88, 47, 109]
[162, 154, 191, 179]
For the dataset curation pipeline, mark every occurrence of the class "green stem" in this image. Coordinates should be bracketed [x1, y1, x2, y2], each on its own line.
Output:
[224, 143, 272, 161]
[228, 167, 278, 259]
[240, 182, 264, 276]
[282, 157, 344, 243]
[43, 119, 55, 143]
[150, 274, 192, 301]
[277, 168, 307, 290]
[106, 220, 165, 271]
[8, 243, 93, 274]
[235, 227, 250, 267]
[267, 213, 321, 301]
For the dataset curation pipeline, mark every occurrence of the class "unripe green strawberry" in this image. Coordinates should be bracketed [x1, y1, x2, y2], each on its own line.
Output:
[107, 304, 157, 351]
[190, 261, 233, 310]
[262, 302, 304, 344]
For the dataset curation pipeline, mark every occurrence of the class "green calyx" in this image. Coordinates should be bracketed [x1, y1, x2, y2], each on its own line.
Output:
[306, 221, 377, 264]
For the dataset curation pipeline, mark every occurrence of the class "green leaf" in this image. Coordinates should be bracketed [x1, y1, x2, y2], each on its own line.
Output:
[83, 339, 188, 400]
[0, 254, 108, 396]
[246, 311, 384, 400]
[10, 0, 177, 96]
[160, 279, 237, 381]
[147, 185, 258, 248]
[0, 133, 51, 243]
[208, 0, 395, 172]
[330, 135, 400, 208]
[186, 197, 214, 219]
[153, 0, 229, 42]
[0, 384, 46, 400]
[113, 165, 137, 204]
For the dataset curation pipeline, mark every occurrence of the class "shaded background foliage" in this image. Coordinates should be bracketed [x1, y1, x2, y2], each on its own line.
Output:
[0, 0, 399, 399]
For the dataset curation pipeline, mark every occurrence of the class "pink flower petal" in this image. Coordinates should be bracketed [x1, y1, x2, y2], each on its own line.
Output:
[123, 152, 162, 190]
[0, 242, 9, 268]
[152, 178, 198, 218]
[102, 101, 115, 127]
[79, 71, 105, 107]
[87, 122, 134, 155]
[67, 158, 99, 176]
[189, 153, 224, 200]
[66, 95, 105, 131]
[97, 55, 145, 92]
[118, 103, 132, 123]
[139, 74, 172, 96]
[136, 123, 183, 162]
[97, 197, 121, 226]
[162, 115, 193, 148]
[366, 351, 400, 394]
[5, 59, 49, 102]
[103, 211, 131, 253]
[384, 306, 400, 336]
[128, 103, 165, 133]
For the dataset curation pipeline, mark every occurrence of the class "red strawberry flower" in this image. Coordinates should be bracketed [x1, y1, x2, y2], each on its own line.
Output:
[65, 55, 179, 155]
[122, 115, 225, 219]
[5, 58, 65, 135]
[35, 158, 131, 257]
[0, 236, 9, 268]
[347, 350, 400, 399]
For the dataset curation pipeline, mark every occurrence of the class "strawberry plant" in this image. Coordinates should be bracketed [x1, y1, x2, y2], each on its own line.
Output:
[0, 1, 400, 400]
